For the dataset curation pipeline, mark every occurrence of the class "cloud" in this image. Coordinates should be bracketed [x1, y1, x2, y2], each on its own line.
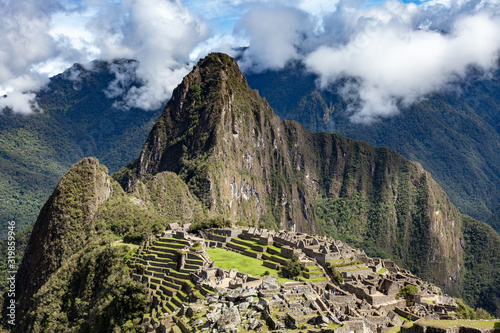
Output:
[0, 0, 64, 113]
[2, 0, 500, 122]
[234, 4, 316, 71]
[304, 1, 500, 123]
[86, 0, 210, 111]
[1, 0, 210, 114]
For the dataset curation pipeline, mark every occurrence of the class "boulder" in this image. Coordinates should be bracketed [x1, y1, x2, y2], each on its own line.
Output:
[247, 318, 261, 330]
[206, 312, 220, 324]
[247, 309, 258, 318]
[258, 298, 270, 308]
[239, 288, 258, 299]
[192, 318, 204, 326]
[225, 290, 240, 302]
[217, 306, 241, 332]
[238, 302, 250, 311]
[261, 277, 279, 290]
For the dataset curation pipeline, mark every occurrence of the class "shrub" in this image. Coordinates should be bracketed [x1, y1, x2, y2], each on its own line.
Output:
[396, 285, 418, 300]
[188, 216, 231, 233]
[326, 264, 343, 285]
[285, 254, 303, 277]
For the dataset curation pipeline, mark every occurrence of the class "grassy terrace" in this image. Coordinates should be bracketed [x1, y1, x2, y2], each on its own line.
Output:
[338, 266, 370, 272]
[227, 241, 262, 254]
[304, 265, 321, 272]
[230, 238, 289, 261]
[299, 276, 328, 282]
[327, 258, 343, 263]
[111, 240, 139, 250]
[235, 236, 282, 253]
[377, 267, 388, 274]
[206, 247, 280, 276]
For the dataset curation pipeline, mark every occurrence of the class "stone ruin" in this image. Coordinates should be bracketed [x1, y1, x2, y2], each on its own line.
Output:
[137, 226, 480, 333]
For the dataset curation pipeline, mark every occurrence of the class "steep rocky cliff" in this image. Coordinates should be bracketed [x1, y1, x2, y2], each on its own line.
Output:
[115, 53, 465, 291]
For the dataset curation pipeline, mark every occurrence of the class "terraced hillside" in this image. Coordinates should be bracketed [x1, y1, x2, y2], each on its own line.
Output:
[129, 236, 207, 324]
[204, 228, 329, 283]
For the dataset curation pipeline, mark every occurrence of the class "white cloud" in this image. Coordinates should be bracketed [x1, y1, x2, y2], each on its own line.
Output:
[0, 0, 63, 113]
[2, 0, 500, 122]
[86, 0, 210, 111]
[235, 5, 316, 71]
[303, 1, 500, 123]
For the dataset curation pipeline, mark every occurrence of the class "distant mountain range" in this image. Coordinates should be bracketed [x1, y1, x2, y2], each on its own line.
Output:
[246, 62, 500, 229]
[0, 60, 162, 238]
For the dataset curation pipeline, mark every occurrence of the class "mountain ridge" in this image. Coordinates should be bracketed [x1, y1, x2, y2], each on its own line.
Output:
[0, 59, 163, 238]
[246, 62, 500, 227]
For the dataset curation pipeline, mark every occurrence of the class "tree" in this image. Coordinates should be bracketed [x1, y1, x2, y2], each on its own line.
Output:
[396, 285, 418, 301]
[326, 263, 343, 285]
[285, 254, 303, 277]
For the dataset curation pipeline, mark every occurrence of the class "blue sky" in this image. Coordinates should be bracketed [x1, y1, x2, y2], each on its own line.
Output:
[1, 0, 500, 123]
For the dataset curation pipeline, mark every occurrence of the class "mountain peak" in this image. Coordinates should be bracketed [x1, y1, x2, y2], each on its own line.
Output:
[117, 52, 277, 194]
[16, 157, 114, 325]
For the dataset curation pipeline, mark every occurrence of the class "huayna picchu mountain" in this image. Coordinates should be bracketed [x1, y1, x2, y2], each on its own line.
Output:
[8, 53, 499, 332]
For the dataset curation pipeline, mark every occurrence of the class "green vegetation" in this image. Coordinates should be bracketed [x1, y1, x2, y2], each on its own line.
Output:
[0, 59, 162, 239]
[377, 267, 388, 274]
[460, 217, 500, 317]
[299, 276, 328, 282]
[188, 216, 231, 233]
[27, 242, 150, 332]
[326, 263, 344, 285]
[206, 247, 280, 276]
[454, 298, 494, 320]
[247, 64, 500, 226]
[284, 254, 303, 277]
[396, 285, 419, 301]
[7, 52, 500, 332]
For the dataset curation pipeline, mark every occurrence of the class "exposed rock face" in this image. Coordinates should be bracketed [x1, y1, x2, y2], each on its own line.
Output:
[217, 306, 241, 332]
[116, 53, 464, 290]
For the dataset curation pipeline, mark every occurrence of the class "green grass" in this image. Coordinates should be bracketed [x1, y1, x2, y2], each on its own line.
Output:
[304, 265, 320, 272]
[338, 266, 369, 272]
[377, 267, 388, 274]
[385, 326, 401, 333]
[327, 258, 344, 263]
[299, 276, 328, 282]
[206, 247, 280, 276]
[275, 276, 296, 284]
[227, 241, 262, 254]
[111, 240, 139, 250]
[396, 311, 411, 322]
[266, 244, 282, 253]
